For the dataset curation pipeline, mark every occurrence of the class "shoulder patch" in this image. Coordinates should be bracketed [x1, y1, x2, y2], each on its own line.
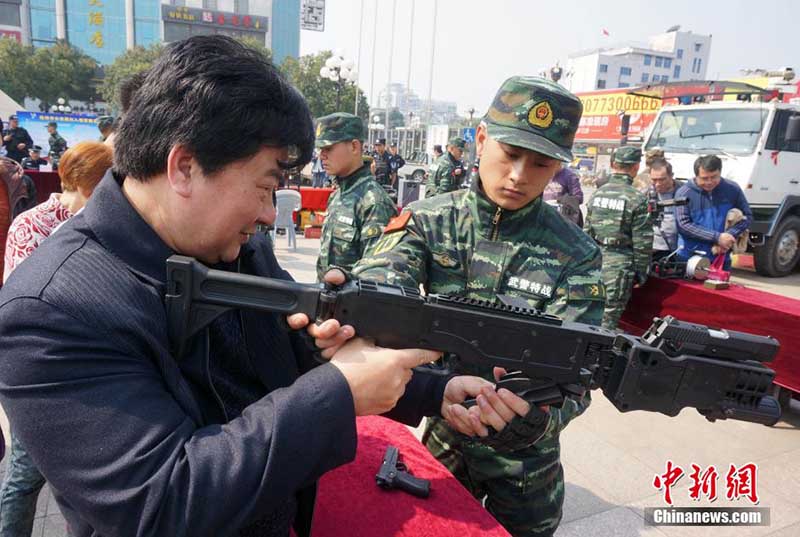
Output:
[384, 211, 412, 234]
[567, 281, 606, 302]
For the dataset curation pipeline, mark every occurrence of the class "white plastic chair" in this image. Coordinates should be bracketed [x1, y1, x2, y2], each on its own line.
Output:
[273, 189, 302, 250]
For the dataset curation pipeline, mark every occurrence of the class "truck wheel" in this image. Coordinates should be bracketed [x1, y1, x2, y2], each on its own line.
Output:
[753, 215, 800, 277]
[412, 169, 425, 181]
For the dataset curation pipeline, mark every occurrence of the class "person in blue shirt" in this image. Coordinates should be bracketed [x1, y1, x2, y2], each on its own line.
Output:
[675, 155, 752, 269]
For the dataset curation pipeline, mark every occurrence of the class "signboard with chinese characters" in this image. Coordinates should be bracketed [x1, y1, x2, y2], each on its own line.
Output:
[67, 0, 126, 65]
[573, 88, 662, 142]
[15, 111, 100, 151]
[161, 5, 268, 32]
[301, 0, 325, 31]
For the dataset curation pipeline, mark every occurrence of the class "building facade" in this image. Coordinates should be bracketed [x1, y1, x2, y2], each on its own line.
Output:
[566, 29, 712, 92]
[10, 0, 298, 66]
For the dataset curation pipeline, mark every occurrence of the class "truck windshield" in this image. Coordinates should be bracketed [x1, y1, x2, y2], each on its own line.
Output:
[645, 108, 768, 155]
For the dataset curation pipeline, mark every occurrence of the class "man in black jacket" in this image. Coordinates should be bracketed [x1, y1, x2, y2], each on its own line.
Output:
[0, 36, 508, 537]
[2, 115, 33, 163]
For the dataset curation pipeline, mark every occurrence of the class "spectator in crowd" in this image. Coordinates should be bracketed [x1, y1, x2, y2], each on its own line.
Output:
[2, 115, 33, 164]
[0, 159, 11, 285]
[20, 145, 48, 170]
[311, 150, 327, 187]
[649, 158, 681, 259]
[633, 148, 665, 192]
[371, 138, 391, 186]
[46, 122, 68, 169]
[0, 141, 113, 537]
[12, 175, 37, 220]
[676, 155, 752, 269]
[426, 137, 466, 197]
[387, 142, 406, 187]
[96, 115, 115, 143]
[543, 164, 584, 226]
[0, 36, 500, 537]
[432, 144, 443, 159]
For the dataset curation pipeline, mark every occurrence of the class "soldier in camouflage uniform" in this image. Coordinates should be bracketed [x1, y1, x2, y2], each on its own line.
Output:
[351, 77, 606, 537]
[315, 113, 398, 280]
[425, 136, 466, 197]
[584, 146, 652, 330]
[46, 122, 67, 169]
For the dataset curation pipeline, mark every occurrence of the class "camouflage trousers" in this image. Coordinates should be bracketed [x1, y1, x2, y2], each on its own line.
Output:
[422, 416, 564, 537]
[600, 250, 635, 330]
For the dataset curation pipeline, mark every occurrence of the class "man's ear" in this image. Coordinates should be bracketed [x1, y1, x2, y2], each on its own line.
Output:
[475, 124, 488, 157]
[166, 144, 197, 198]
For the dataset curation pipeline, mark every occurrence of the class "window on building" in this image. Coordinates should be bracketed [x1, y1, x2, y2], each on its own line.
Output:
[697, 58, 702, 73]
[641, 73, 649, 83]
[620, 66, 632, 76]
[655, 56, 663, 67]
[599, 64, 608, 73]
[597, 79, 607, 89]
[694, 43, 702, 52]
[692, 58, 698, 72]
[203, 0, 218, 9]
[619, 82, 630, 88]
[652, 75, 660, 83]
[664, 58, 672, 68]
[644, 54, 652, 66]
[661, 76, 668, 83]
[677, 48, 684, 59]
[235, 0, 249, 13]
[172, 0, 186, 5]
[674, 65, 681, 79]
[164, 22, 192, 42]
[0, 2, 20, 26]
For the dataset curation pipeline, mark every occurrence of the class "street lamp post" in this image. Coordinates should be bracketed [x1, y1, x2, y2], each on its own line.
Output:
[320, 50, 359, 112]
[50, 97, 72, 114]
[468, 107, 475, 127]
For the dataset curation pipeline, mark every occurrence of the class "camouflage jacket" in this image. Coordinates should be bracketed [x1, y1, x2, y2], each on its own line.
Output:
[354, 180, 605, 445]
[316, 164, 397, 280]
[48, 133, 67, 161]
[425, 153, 462, 197]
[584, 173, 653, 278]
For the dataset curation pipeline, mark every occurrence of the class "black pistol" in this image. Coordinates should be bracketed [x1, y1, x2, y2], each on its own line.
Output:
[376, 445, 430, 498]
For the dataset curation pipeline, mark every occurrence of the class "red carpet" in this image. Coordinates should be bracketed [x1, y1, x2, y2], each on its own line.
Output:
[314, 416, 510, 537]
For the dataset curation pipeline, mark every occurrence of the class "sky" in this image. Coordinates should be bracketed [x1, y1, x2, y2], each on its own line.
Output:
[300, 0, 800, 117]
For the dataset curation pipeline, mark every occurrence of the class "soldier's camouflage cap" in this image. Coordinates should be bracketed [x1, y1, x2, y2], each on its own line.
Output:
[97, 116, 114, 130]
[448, 137, 466, 149]
[484, 76, 582, 162]
[612, 146, 643, 165]
[315, 112, 365, 148]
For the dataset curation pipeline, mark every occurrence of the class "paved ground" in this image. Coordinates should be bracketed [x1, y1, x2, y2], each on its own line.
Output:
[2, 234, 798, 536]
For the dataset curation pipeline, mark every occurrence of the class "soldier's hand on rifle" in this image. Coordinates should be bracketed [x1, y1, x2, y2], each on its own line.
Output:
[469, 367, 536, 433]
[440, 375, 498, 437]
[328, 337, 442, 416]
[286, 269, 355, 358]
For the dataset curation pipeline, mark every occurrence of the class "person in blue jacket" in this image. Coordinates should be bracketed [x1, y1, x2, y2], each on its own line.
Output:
[0, 36, 515, 537]
[675, 155, 752, 269]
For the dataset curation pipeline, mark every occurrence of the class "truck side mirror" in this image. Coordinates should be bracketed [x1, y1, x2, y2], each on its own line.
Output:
[785, 115, 800, 143]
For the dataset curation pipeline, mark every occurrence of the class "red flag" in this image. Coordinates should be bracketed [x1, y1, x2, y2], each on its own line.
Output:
[602, 28, 610, 36]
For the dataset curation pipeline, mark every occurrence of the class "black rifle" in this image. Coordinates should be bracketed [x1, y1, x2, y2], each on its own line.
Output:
[376, 445, 431, 498]
[165, 255, 782, 426]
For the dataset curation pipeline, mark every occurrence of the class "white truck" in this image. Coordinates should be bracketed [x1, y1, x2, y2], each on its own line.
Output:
[643, 101, 800, 276]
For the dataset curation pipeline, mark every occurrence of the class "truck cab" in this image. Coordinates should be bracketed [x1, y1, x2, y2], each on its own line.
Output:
[643, 101, 800, 276]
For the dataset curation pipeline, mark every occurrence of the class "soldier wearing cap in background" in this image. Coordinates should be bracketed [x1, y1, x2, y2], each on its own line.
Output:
[350, 76, 606, 537]
[46, 122, 68, 169]
[370, 137, 392, 186]
[2, 115, 34, 164]
[426, 136, 466, 197]
[584, 146, 652, 329]
[21, 145, 48, 170]
[632, 147, 665, 193]
[315, 113, 398, 281]
[96, 115, 115, 143]
[387, 142, 406, 187]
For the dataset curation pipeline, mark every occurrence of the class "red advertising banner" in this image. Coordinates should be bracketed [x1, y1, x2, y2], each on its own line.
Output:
[574, 88, 662, 141]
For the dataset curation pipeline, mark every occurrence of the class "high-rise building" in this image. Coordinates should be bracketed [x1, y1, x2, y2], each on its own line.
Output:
[13, 0, 299, 66]
[566, 28, 712, 93]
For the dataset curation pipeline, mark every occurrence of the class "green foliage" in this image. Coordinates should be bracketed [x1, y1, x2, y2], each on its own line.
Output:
[280, 50, 369, 122]
[0, 39, 33, 103]
[238, 36, 273, 64]
[100, 43, 164, 112]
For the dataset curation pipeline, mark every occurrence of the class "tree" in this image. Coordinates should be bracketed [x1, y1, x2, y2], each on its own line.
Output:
[0, 39, 34, 103]
[388, 108, 405, 129]
[238, 36, 272, 64]
[280, 51, 369, 122]
[100, 43, 164, 112]
[29, 40, 97, 108]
